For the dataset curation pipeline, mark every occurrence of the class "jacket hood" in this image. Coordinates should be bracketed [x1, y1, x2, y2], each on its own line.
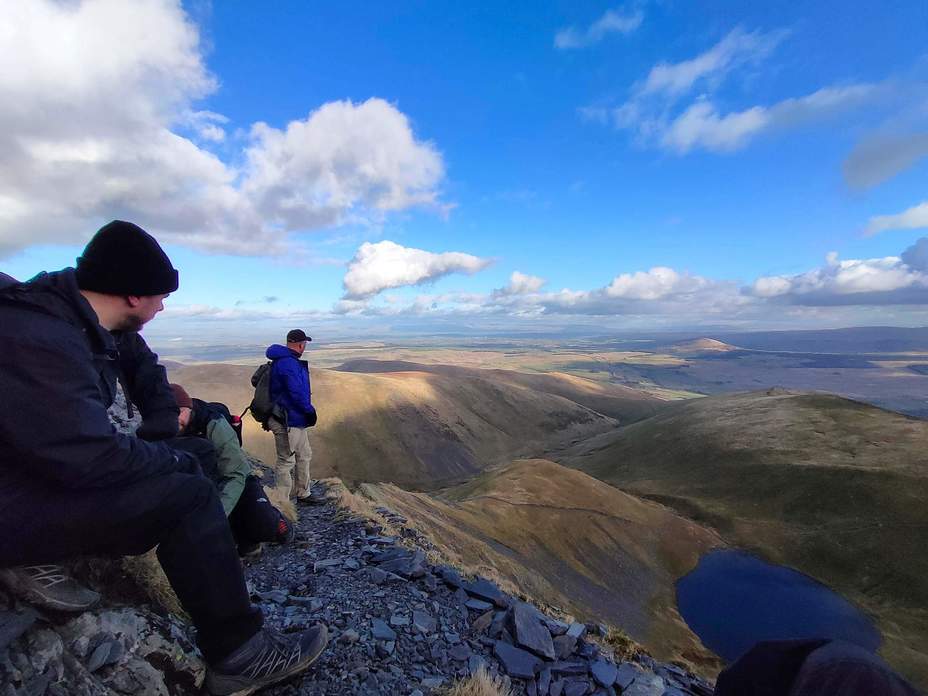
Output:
[266, 344, 296, 360]
[2, 269, 112, 353]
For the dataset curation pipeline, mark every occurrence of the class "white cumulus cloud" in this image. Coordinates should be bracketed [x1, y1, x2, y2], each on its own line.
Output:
[554, 7, 643, 50]
[0, 0, 446, 258]
[750, 245, 928, 305]
[605, 266, 710, 299]
[494, 271, 546, 296]
[342, 240, 492, 299]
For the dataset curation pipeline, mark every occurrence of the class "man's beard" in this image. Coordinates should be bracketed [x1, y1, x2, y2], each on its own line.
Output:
[113, 313, 146, 332]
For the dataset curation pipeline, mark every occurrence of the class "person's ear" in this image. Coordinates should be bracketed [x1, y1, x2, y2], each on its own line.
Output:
[126, 295, 142, 308]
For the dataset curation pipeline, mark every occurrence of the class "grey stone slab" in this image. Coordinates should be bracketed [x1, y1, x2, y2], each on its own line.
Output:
[564, 679, 591, 696]
[537, 667, 552, 696]
[313, 558, 342, 572]
[438, 566, 464, 589]
[465, 598, 494, 612]
[550, 661, 590, 675]
[616, 663, 643, 690]
[0, 608, 39, 652]
[592, 660, 618, 687]
[566, 622, 586, 639]
[509, 602, 555, 660]
[371, 618, 396, 641]
[553, 634, 578, 660]
[412, 610, 436, 634]
[462, 578, 510, 608]
[494, 640, 542, 679]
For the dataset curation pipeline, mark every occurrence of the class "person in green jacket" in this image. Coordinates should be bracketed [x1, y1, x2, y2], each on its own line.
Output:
[171, 384, 294, 555]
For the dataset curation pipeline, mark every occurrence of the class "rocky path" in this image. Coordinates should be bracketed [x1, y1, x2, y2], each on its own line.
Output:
[0, 475, 716, 696]
[248, 486, 715, 696]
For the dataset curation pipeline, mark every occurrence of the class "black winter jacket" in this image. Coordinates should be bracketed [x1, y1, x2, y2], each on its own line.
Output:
[0, 269, 184, 502]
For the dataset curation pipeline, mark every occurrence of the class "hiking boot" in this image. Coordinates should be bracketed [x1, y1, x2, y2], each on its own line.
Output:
[206, 624, 328, 695]
[275, 517, 296, 545]
[237, 542, 263, 560]
[0, 564, 100, 612]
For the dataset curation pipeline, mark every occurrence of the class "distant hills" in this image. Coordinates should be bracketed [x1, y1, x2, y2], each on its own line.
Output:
[560, 390, 928, 686]
[170, 358, 928, 686]
[171, 361, 658, 489]
[710, 326, 928, 353]
[663, 338, 738, 355]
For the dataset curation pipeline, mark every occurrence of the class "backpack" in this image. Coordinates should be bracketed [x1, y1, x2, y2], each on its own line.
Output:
[204, 400, 243, 446]
[245, 362, 278, 430]
[189, 398, 244, 445]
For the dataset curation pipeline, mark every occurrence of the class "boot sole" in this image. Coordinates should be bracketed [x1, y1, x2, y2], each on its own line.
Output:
[206, 626, 328, 696]
[18, 585, 100, 612]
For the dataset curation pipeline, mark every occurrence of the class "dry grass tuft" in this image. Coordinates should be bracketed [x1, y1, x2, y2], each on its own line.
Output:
[265, 486, 297, 523]
[439, 666, 512, 696]
[323, 478, 402, 536]
[122, 551, 188, 620]
[603, 626, 644, 661]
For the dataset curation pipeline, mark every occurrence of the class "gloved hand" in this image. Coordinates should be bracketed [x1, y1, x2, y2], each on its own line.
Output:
[305, 404, 317, 427]
[136, 410, 180, 441]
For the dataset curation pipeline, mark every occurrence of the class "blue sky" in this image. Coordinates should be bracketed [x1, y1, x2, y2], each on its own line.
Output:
[2, 0, 928, 338]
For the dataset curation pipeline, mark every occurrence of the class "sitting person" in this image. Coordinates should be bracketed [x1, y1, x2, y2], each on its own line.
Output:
[170, 384, 295, 556]
[0, 221, 326, 695]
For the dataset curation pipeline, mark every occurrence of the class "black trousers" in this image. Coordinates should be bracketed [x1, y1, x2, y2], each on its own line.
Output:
[0, 437, 263, 663]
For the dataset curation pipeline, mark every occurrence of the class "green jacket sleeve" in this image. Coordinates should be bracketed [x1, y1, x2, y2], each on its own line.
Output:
[206, 418, 251, 516]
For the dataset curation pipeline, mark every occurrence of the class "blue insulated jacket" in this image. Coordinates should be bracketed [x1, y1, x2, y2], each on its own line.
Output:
[265, 344, 315, 428]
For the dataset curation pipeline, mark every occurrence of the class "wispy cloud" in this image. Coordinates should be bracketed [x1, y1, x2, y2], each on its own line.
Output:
[0, 0, 447, 259]
[342, 240, 493, 299]
[639, 27, 784, 98]
[554, 7, 643, 50]
[866, 201, 928, 236]
[585, 26, 898, 155]
[844, 131, 928, 189]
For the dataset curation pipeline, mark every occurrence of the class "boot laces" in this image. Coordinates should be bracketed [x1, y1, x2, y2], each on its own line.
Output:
[23, 565, 69, 588]
[242, 628, 301, 679]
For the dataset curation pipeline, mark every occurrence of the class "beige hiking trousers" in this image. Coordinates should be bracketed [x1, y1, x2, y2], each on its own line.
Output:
[268, 418, 312, 499]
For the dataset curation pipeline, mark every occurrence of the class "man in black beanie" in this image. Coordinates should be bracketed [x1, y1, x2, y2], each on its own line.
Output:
[0, 221, 327, 695]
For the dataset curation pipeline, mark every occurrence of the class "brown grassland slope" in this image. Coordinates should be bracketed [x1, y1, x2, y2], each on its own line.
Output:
[335, 359, 664, 423]
[361, 459, 723, 675]
[170, 363, 634, 489]
[559, 390, 928, 686]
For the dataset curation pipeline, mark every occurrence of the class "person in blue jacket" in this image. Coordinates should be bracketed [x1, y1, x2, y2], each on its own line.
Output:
[265, 329, 323, 504]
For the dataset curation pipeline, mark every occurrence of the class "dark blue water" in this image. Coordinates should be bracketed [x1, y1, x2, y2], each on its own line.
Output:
[676, 550, 880, 662]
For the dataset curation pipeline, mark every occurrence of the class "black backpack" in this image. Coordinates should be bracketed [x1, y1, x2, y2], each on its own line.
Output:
[193, 399, 244, 446]
[245, 362, 278, 430]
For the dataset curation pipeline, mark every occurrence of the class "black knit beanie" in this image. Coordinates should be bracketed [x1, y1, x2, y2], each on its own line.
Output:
[76, 221, 179, 295]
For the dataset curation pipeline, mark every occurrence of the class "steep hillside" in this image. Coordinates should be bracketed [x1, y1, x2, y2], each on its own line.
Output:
[335, 359, 664, 423]
[559, 390, 928, 686]
[170, 363, 626, 489]
[360, 459, 723, 675]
